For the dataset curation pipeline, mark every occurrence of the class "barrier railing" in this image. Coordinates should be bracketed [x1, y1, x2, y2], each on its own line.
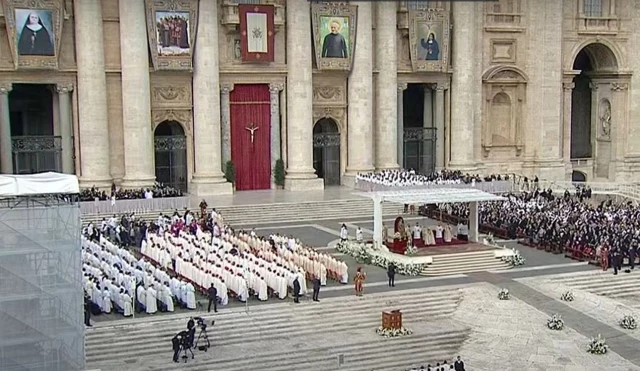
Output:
[80, 197, 190, 215]
[354, 179, 515, 194]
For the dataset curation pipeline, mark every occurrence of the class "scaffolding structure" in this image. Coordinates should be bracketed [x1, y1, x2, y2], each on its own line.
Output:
[0, 195, 84, 371]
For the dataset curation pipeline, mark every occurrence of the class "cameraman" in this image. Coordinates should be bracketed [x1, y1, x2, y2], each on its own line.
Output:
[172, 331, 188, 363]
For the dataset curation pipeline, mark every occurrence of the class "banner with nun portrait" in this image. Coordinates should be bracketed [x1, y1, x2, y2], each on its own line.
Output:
[2, 0, 64, 70]
[408, 9, 450, 72]
[145, 0, 198, 71]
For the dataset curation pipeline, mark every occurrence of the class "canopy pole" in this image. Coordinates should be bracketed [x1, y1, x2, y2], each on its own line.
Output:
[469, 201, 479, 242]
[373, 197, 383, 248]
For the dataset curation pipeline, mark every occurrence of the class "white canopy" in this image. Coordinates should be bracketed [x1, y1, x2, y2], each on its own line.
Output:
[354, 188, 507, 204]
[0, 172, 80, 196]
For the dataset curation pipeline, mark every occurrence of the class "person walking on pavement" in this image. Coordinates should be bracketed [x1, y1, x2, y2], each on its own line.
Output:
[293, 277, 301, 303]
[387, 263, 396, 287]
[312, 275, 321, 302]
[207, 283, 218, 313]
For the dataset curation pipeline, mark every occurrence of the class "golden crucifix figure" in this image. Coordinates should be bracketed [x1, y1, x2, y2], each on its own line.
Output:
[246, 123, 259, 144]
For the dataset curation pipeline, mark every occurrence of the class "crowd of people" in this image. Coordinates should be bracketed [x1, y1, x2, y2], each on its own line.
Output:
[356, 169, 509, 187]
[82, 204, 350, 318]
[79, 182, 183, 202]
[436, 186, 640, 273]
[408, 356, 466, 371]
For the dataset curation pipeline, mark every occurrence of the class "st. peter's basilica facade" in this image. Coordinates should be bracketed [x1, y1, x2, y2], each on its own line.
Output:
[0, 0, 638, 195]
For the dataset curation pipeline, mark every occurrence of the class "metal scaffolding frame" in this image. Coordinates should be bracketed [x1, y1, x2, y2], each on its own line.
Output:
[0, 194, 84, 371]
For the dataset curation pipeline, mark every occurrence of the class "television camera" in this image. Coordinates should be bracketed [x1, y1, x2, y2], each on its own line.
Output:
[190, 317, 213, 351]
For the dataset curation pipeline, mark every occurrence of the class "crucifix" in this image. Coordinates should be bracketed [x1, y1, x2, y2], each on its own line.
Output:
[246, 123, 259, 144]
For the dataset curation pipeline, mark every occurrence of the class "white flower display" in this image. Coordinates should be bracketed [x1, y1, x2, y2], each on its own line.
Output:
[560, 291, 574, 302]
[336, 241, 426, 276]
[498, 288, 510, 300]
[587, 334, 609, 355]
[619, 314, 638, 330]
[502, 248, 525, 267]
[547, 314, 564, 331]
[485, 233, 495, 245]
[375, 326, 413, 338]
[404, 245, 418, 256]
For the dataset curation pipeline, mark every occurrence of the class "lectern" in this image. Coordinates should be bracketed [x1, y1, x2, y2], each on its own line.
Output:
[382, 310, 402, 330]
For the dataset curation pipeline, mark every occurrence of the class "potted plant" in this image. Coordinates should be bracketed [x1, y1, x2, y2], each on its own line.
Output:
[274, 159, 285, 189]
[224, 160, 235, 190]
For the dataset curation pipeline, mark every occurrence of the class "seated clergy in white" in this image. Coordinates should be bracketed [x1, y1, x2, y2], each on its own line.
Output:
[145, 284, 158, 314]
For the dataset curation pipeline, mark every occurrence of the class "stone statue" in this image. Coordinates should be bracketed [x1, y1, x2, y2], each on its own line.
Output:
[601, 104, 611, 138]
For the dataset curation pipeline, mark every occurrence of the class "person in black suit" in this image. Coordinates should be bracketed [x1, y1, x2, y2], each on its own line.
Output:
[293, 278, 301, 303]
[629, 245, 636, 270]
[207, 283, 218, 313]
[454, 356, 465, 371]
[84, 295, 92, 327]
[387, 263, 396, 287]
[312, 275, 321, 302]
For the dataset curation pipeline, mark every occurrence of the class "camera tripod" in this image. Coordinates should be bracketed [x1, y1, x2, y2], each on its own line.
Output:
[194, 327, 210, 351]
[179, 343, 195, 363]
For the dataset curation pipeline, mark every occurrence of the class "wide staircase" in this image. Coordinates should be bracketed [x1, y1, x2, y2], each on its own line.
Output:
[420, 250, 512, 276]
[82, 198, 403, 226]
[85, 288, 470, 371]
[548, 271, 640, 309]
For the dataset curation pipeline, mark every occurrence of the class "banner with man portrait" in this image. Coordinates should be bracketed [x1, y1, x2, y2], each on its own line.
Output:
[2, 0, 64, 70]
[311, 3, 357, 71]
[145, 0, 198, 71]
[408, 10, 450, 72]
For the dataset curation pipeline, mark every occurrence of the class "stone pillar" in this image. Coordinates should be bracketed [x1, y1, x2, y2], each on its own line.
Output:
[562, 81, 574, 176]
[374, 1, 399, 170]
[0, 84, 12, 174]
[190, 0, 231, 195]
[220, 84, 233, 168]
[373, 197, 383, 248]
[56, 84, 75, 174]
[285, 0, 323, 191]
[423, 87, 433, 128]
[346, 2, 374, 174]
[119, 0, 155, 188]
[449, 1, 477, 170]
[468, 201, 479, 243]
[74, 0, 112, 187]
[397, 83, 407, 168]
[434, 84, 446, 170]
[269, 83, 283, 173]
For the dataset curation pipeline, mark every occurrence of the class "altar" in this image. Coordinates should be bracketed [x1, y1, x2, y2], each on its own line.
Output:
[354, 188, 507, 252]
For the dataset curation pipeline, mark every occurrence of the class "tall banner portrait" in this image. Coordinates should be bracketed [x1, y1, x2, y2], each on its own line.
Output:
[311, 3, 357, 71]
[239, 4, 275, 62]
[145, 0, 198, 71]
[408, 10, 450, 72]
[2, 0, 64, 70]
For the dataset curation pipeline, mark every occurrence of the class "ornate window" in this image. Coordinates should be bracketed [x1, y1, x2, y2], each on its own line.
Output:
[577, 0, 617, 34]
[489, 93, 512, 145]
[584, 0, 603, 17]
[407, 1, 433, 10]
[487, 0, 520, 24]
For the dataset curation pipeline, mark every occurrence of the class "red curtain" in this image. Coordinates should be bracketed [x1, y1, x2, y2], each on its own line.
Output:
[230, 84, 271, 190]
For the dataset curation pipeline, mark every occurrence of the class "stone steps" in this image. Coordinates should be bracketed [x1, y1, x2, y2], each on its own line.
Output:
[420, 250, 511, 276]
[82, 198, 403, 226]
[85, 288, 467, 371]
[550, 272, 640, 302]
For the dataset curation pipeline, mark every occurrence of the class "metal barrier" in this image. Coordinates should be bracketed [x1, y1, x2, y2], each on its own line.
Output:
[354, 179, 515, 194]
[80, 197, 190, 215]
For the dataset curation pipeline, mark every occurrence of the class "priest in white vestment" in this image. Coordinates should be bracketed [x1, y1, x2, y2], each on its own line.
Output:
[146, 285, 158, 314]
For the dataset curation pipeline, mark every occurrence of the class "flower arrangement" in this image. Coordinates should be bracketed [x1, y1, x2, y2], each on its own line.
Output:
[404, 245, 418, 256]
[587, 334, 609, 354]
[485, 233, 495, 245]
[375, 326, 413, 338]
[547, 314, 564, 331]
[502, 249, 526, 267]
[498, 288, 510, 300]
[560, 291, 574, 302]
[336, 241, 426, 276]
[619, 314, 638, 330]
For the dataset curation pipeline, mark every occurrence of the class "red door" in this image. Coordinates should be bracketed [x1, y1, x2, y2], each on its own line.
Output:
[230, 84, 271, 190]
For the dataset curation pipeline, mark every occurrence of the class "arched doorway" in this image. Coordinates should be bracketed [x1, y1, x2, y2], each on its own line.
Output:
[313, 118, 341, 186]
[572, 170, 586, 182]
[154, 120, 187, 192]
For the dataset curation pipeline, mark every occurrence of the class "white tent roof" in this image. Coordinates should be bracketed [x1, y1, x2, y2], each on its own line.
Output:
[354, 188, 507, 204]
[0, 172, 80, 196]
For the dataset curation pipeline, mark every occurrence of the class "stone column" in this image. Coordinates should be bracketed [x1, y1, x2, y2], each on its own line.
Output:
[423, 87, 433, 128]
[346, 2, 374, 174]
[74, 0, 112, 187]
[449, 1, 477, 170]
[468, 201, 479, 242]
[433, 84, 446, 170]
[220, 84, 233, 168]
[0, 84, 12, 174]
[119, 0, 155, 188]
[562, 81, 574, 175]
[373, 197, 383, 248]
[285, 0, 323, 190]
[374, 1, 399, 170]
[397, 83, 407, 168]
[56, 84, 75, 174]
[190, 0, 231, 195]
[269, 83, 283, 172]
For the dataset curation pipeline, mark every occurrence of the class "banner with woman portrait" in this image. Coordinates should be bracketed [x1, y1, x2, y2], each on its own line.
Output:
[2, 0, 64, 70]
[311, 3, 357, 71]
[145, 0, 198, 71]
[408, 10, 450, 72]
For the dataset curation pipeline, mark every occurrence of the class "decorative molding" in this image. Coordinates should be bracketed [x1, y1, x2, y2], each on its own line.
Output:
[220, 83, 234, 94]
[311, 3, 358, 71]
[563, 82, 575, 90]
[151, 109, 192, 134]
[313, 86, 343, 102]
[432, 83, 448, 91]
[2, 0, 65, 70]
[312, 106, 346, 131]
[408, 9, 450, 72]
[269, 83, 284, 93]
[0, 84, 13, 94]
[145, 0, 198, 71]
[589, 82, 599, 91]
[611, 82, 629, 91]
[490, 39, 516, 64]
[151, 85, 191, 108]
[55, 83, 73, 94]
[397, 83, 408, 92]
